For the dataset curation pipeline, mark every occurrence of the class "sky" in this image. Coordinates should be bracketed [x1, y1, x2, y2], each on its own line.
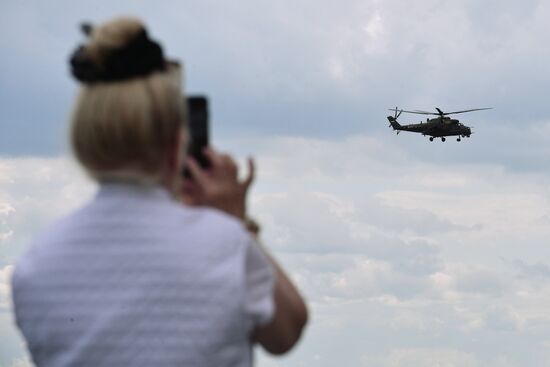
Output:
[1, 0, 550, 366]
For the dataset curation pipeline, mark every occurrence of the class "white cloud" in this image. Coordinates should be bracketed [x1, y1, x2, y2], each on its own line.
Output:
[484, 305, 524, 332]
[7, 357, 32, 367]
[241, 136, 550, 365]
[0, 264, 14, 312]
[514, 259, 550, 279]
[381, 348, 480, 367]
[2, 1, 550, 365]
[1, 135, 549, 365]
[0, 157, 94, 265]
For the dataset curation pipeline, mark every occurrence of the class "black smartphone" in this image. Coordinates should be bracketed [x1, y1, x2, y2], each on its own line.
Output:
[184, 95, 210, 177]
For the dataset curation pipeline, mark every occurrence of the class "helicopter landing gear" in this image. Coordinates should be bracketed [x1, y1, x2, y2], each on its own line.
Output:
[441, 137, 446, 142]
[429, 137, 434, 142]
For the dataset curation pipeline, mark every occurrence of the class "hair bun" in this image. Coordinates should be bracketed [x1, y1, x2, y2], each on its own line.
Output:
[70, 18, 166, 83]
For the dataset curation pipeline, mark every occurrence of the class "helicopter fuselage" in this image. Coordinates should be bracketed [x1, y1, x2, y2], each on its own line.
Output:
[396, 117, 472, 137]
[387, 112, 475, 141]
[387, 107, 491, 142]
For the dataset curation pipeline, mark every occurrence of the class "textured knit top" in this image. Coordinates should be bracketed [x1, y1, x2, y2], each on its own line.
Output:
[11, 182, 275, 367]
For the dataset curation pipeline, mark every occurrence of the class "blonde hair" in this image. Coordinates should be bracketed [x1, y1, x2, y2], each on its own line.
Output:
[70, 17, 185, 183]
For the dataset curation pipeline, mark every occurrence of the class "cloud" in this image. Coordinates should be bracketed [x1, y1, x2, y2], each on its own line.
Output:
[2, 0, 550, 160]
[0, 264, 14, 313]
[434, 264, 507, 297]
[378, 347, 480, 367]
[484, 305, 524, 332]
[0, 157, 94, 266]
[0, 145, 549, 365]
[252, 190, 448, 282]
[2, 1, 550, 365]
[7, 357, 32, 367]
[513, 259, 550, 279]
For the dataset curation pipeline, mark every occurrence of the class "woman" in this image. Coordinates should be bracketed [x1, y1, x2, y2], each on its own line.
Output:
[11, 17, 307, 367]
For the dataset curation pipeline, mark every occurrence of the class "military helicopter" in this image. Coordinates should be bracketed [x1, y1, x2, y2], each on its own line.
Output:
[387, 107, 492, 142]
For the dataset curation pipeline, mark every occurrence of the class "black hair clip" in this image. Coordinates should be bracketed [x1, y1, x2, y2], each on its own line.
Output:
[81, 23, 93, 36]
[70, 22, 166, 83]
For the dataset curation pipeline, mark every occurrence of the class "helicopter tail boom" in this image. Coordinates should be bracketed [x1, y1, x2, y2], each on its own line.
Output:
[387, 116, 402, 130]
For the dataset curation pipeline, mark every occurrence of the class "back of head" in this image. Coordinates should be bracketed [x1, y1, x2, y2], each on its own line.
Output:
[69, 17, 185, 183]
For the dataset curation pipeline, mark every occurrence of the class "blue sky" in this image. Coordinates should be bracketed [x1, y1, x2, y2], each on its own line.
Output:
[1, 1, 550, 366]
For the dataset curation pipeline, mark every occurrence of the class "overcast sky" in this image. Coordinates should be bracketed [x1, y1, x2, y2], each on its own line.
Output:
[1, 1, 550, 366]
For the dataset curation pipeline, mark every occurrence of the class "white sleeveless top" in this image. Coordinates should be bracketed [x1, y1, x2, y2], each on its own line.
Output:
[11, 182, 274, 367]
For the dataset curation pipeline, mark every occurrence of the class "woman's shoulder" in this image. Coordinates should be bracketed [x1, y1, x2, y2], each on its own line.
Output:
[22, 204, 90, 251]
[11, 204, 90, 287]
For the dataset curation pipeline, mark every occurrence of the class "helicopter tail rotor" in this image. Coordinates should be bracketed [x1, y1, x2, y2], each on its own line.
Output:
[387, 115, 402, 130]
[393, 106, 403, 119]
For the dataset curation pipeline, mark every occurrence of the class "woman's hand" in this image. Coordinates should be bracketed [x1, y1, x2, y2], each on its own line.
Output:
[182, 148, 255, 220]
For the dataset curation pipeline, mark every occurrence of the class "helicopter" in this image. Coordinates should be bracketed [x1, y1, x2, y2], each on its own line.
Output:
[387, 107, 492, 142]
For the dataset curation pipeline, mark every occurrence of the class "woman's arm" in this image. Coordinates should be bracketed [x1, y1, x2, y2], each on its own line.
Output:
[184, 148, 308, 354]
[251, 242, 308, 354]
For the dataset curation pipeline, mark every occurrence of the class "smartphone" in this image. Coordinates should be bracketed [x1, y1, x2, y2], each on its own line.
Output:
[184, 96, 210, 177]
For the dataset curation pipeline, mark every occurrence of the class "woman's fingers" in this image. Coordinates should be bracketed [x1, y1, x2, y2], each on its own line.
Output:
[184, 148, 256, 220]
[221, 154, 238, 178]
[185, 157, 209, 188]
[202, 147, 223, 168]
[203, 147, 238, 178]
[190, 148, 255, 190]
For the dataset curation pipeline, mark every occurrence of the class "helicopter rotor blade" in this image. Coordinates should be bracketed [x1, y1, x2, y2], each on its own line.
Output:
[389, 107, 492, 116]
[440, 107, 493, 115]
[388, 108, 439, 116]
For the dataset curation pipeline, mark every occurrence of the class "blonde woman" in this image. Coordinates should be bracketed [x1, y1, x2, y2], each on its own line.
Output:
[11, 17, 307, 367]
